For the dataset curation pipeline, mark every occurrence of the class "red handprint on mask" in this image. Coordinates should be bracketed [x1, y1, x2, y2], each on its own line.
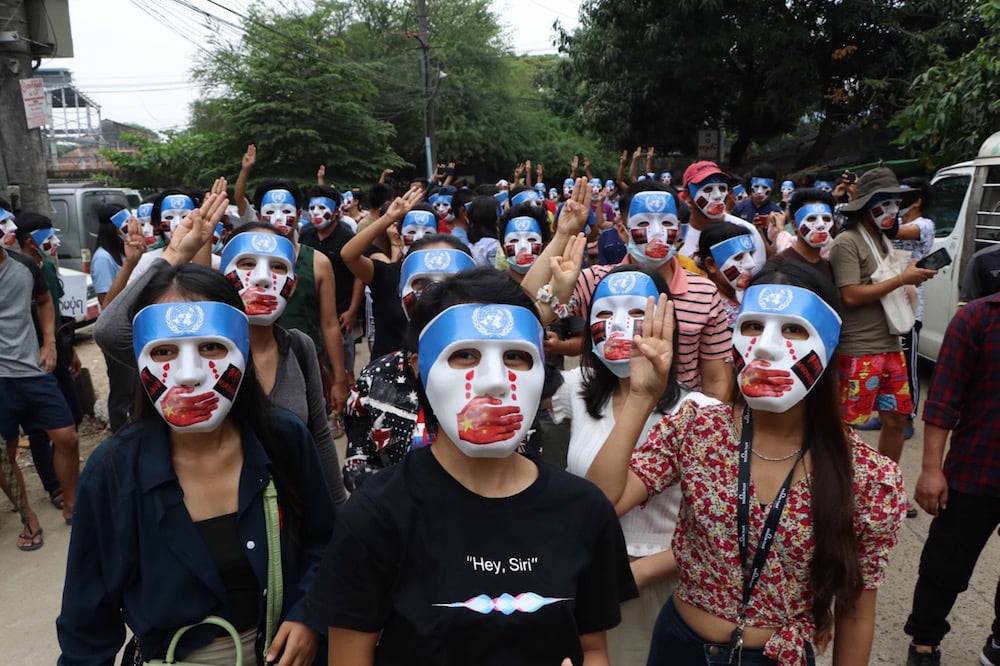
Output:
[645, 238, 669, 259]
[456, 396, 523, 445]
[604, 333, 632, 361]
[242, 287, 278, 316]
[159, 386, 219, 426]
[739, 360, 794, 397]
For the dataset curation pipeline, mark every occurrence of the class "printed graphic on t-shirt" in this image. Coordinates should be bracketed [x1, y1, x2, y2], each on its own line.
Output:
[433, 555, 571, 614]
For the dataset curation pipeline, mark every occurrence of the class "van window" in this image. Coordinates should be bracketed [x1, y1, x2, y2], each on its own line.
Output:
[51, 199, 75, 260]
[928, 174, 971, 238]
[974, 166, 1000, 251]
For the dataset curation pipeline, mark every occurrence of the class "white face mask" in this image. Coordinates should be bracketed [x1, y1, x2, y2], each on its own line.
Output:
[750, 178, 773, 203]
[159, 195, 196, 240]
[401, 210, 437, 254]
[590, 294, 647, 378]
[503, 217, 543, 274]
[259, 190, 299, 234]
[626, 191, 680, 268]
[869, 196, 901, 230]
[690, 180, 729, 220]
[31, 228, 60, 258]
[1, 217, 17, 247]
[221, 233, 297, 326]
[133, 302, 249, 433]
[794, 203, 834, 248]
[733, 285, 841, 413]
[419, 304, 544, 458]
[307, 196, 339, 231]
[718, 250, 757, 294]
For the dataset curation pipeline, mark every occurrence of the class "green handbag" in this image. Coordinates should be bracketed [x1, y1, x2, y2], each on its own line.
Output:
[143, 480, 284, 665]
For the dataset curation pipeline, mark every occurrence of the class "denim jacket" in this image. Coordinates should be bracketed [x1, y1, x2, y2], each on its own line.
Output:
[56, 409, 335, 665]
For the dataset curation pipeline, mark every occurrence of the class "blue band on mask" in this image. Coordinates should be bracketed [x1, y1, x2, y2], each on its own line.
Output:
[534, 183, 546, 192]
[563, 178, 574, 189]
[132, 301, 250, 362]
[418, 304, 544, 381]
[511, 190, 541, 207]
[399, 249, 475, 296]
[494, 191, 508, 206]
[136, 203, 153, 222]
[738, 285, 841, 362]
[402, 209, 438, 231]
[0, 208, 12, 222]
[111, 208, 131, 231]
[261, 189, 294, 207]
[732, 184, 746, 198]
[430, 193, 453, 207]
[794, 203, 832, 228]
[309, 197, 338, 213]
[342, 191, 354, 202]
[751, 177, 774, 190]
[162, 194, 195, 212]
[592, 270, 660, 304]
[781, 180, 795, 190]
[629, 191, 678, 218]
[504, 216, 542, 238]
[30, 228, 54, 246]
[220, 232, 296, 272]
[605, 180, 615, 189]
[814, 181, 833, 191]
[710, 233, 755, 268]
[660, 172, 671, 180]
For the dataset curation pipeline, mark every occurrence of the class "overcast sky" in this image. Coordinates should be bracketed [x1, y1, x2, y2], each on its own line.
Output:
[48, 0, 581, 132]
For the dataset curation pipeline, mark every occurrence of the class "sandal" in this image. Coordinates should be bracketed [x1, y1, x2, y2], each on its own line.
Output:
[906, 498, 919, 519]
[49, 489, 64, 511]
[17, 525, 43, 552]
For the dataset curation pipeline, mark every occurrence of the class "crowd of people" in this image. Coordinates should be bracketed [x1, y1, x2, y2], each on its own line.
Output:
[0, 145, 996, 666]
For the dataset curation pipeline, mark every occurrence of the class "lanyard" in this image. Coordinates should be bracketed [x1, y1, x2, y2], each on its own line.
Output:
[735, 407, 803, 616]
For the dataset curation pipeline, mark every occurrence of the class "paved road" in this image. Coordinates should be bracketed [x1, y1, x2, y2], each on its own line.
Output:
[2, 338, 996, 664]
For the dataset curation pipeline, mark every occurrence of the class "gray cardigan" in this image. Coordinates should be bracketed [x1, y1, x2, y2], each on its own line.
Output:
[94, 258, 346, 505]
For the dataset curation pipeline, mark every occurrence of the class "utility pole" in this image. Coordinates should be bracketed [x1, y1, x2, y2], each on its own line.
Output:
[415, 0, 435, 181]
[0, 0, 51, 214]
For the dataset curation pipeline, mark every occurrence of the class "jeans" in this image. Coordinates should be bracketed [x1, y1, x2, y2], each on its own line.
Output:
[904, 488, 1000, 645]
[647, 596, 815, 666]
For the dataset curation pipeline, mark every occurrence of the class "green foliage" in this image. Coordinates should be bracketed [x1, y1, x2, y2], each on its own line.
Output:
[893, 1, 1000, 168]
[101, 130, 232, 189]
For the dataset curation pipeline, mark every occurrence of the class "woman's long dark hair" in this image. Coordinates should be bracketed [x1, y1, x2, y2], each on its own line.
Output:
[580, 265, 680, 419]
[467, 196, 500, 243]
[743, 262, 861, 649]
[95, 203, 126, 265]
[130, 263, 305, 549]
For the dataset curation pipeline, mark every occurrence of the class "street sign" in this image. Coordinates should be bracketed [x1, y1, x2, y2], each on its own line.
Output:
[697, 129, 719, 161]
[20, 78, 47, 129]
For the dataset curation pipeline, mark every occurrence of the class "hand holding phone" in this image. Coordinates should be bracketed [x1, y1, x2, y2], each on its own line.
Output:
[916, 247, 952, 271]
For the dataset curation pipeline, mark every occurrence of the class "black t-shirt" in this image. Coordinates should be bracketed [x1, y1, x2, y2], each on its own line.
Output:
[307, 447, 636, 665]
[298, 222, 356, 315]
[369, 260, 407, 358]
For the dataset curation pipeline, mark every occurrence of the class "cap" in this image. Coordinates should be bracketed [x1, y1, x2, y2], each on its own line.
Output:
[682, 161, 733, 188]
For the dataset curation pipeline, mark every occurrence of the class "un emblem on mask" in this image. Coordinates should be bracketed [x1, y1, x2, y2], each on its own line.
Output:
[268, 190, 289, 204]
[757, 287, 794, 312]
[250, 234, 278, 253]
[168, 196, 190, 210]
[472, 305, 515, 337]
[424, 251, 451, 271]
[512, 218, 534, 232]
[645, 194, 667, 212]
[165, 304, 205, 334]
[606, 273, 638, 295]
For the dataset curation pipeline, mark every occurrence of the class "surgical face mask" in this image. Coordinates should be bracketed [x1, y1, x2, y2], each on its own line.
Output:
[626, 191, 680, 267]
[159, 194, 196, 239]
[132, 301, 250, 433]
[732, 284, 841, 413]
[398, 248, 476, 318]
[709, 233, 757, 295]
[589, 271, 659, 378]
[220, 232, 297, 325]
[689, 178, 729, 220]
[259, 189, 298, 234]
[30, 228, 60, 258]
[503, 216, 543, 274]
[868, 194, 901, 231]
[308, 196, 339, 231]
[419, 304, 545, 458]
[1, 211, 17, 248]
[400, 210, 437, 254]
[750, 177, 774, 203]
[794, 202, 834, 248]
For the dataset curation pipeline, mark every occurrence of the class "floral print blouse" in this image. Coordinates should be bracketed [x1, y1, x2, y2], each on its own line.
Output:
[630, 401, 905, 664]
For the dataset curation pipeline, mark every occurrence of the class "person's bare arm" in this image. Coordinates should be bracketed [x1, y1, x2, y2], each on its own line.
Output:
[630, 550, 677, 590]
[583, 156, 593, 181]
[698, 357, 733, 403]
[329, 627, 377, 666]
[895, 222, 923, 241]
[570, 154, 579, 178]
[525, 159, 533, 188]
[628, 146, 642, 182]
[235, 144, 255, 217]
[580, 631, 609, 666]
[521, 177, 591, 302]
[317, 164, 326, 185]
[616, 150, 627, 188]
[314, 251, 347, 413]
[102, 217, 146, 306]
[832, 589, 877, 666]
[35, 288, 57, 372]
[839, 261, 936, 308]
[536, 162, 544, 186]
[378, 168, 393, 184]
[914, 423, 950, 515]
[645, 146, 655, 174]
[341, 185, 420, 284]
[444, 161, 455, 187]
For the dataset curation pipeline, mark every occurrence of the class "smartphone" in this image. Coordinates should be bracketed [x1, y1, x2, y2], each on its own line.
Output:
[843, 171, 857, 184]
[916, 247, 952, 270]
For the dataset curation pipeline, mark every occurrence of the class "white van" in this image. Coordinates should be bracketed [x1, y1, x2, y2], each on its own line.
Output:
[48, 182, 132, 272]
[919, 130, 1000, 361]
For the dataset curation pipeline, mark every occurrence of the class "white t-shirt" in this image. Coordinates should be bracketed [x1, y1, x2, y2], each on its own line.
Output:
[552, 368, 720, 557]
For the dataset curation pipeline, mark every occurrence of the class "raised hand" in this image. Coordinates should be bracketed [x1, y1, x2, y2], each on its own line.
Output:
[536, 163, 543, 178]
[571, 155, 579, 170]
[583, 156, 591, 169]
[241, 144, 256, 170]
[123, 216, 146, 265]
[557, 177, 591, 236]
[317, 164, 326, 184]
[549, 232, 586, 302]
[165, 189, 230, 265]
[632, 146, 643, 160]
[382, 184, 422, 223]
[629, 294, 675, 401]
[620, 149, 628, 164]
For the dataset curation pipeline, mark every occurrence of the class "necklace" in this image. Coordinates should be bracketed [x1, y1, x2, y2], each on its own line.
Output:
[751, 447, 802, 462]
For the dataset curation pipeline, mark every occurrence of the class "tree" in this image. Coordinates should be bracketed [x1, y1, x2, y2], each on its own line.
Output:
[892, 1, 998, 168]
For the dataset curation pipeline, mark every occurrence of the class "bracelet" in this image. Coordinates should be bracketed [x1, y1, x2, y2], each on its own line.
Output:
[897, 274, 904, 287]
[535, 284, 576, 320]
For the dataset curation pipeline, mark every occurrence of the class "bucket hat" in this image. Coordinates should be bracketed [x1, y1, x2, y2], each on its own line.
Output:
[840, 166, 919, 212]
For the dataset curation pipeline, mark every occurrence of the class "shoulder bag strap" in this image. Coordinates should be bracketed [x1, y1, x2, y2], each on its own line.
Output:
[263, 480, 283, 658]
